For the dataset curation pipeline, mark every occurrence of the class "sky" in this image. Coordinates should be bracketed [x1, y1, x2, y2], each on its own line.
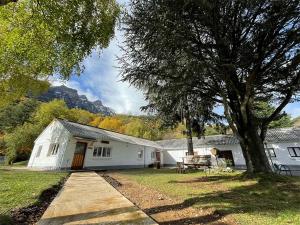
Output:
[51, 29, 147, 115]
[51, 0, 300, 118]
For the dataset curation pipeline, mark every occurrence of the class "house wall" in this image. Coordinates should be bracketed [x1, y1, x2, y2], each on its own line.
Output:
[60, 137, 161, 170]
[162, 141, 300, 169]
[265, 142, 300, 169]
[163, 144, 246, 168]
[27, 121, 71, 170]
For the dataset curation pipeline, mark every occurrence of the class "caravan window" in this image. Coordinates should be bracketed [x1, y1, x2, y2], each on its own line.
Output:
[287, 147, 300, 157]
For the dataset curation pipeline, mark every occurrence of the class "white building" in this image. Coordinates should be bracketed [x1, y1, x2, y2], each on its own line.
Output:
[158, 128, 300, 170]
[28, 119, 300, 170]
[28, 119, 162, 170]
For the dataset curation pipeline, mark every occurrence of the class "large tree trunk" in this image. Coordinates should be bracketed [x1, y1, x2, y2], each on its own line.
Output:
[238, 126, 272, 173]
[224, 90, 273, 173]
[233, 107, 273, 173]
[185, 108, 194, 156]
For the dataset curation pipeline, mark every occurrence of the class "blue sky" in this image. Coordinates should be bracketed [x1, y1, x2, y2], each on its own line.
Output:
[51, 0, 300, 118]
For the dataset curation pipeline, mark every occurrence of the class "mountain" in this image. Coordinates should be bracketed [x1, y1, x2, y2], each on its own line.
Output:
[38, 85, 115, 115]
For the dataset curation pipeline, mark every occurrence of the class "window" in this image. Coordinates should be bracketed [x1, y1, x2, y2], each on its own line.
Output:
[36, 146, 43, 158]
[93, 147, 111, 158]
[48, 143, 59, 156]
[151, 151, 156, 159]
[266, 148, 276, 158]
[93, 148, 98, 157]
[287, 147, 300, 157]
[138, 150, 143, 159]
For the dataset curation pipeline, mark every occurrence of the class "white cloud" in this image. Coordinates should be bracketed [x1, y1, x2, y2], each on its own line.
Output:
[49, 28, 147, 115]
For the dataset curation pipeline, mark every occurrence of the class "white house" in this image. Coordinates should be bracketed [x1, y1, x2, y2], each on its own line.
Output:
[157, 128, 300, 170]
[28, 119, 300, 171]
[28, 119, 163, 170]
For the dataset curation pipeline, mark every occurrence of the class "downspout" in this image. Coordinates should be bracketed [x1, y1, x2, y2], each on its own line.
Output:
[144, 146, 146, 168]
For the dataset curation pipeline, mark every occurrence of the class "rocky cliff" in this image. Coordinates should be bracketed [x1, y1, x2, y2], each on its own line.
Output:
[38, 85, 114, 115]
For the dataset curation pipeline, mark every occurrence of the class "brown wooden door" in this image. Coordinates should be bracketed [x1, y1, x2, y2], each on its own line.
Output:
[155, 151, 161, 162]
[71, 142, 87, 170]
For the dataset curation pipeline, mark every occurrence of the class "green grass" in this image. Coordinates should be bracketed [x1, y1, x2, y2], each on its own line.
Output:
[12, 160, 29, 167]
[0, 168, 67, 224]
[118, 168, 300, 225]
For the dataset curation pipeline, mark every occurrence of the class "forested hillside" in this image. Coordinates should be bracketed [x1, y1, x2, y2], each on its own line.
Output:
[0, 99, 182, 163]
[0, 98, 295, 164]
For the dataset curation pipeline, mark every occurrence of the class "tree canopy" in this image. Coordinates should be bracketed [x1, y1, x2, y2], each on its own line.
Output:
[121, 0, 300, 173]
[0, 0, 120, 106]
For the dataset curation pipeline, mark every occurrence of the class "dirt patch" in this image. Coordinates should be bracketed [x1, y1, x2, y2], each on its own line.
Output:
[10, 176, 68, 225]
[103, 172, 237, 225]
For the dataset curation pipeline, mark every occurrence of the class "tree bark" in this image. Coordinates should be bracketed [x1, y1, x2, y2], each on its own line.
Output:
[224, 87, 273, 173]
[238, 125, 272, 173]
[232, 102, 273, 173]
[185, 107, 194, 156]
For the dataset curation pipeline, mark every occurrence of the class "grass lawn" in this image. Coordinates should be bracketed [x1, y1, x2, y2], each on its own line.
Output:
[0, 167, 67, 224]
[117, 168, 300, 225]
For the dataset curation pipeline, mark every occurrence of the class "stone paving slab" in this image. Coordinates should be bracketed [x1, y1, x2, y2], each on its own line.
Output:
[38, 172, 157, 225]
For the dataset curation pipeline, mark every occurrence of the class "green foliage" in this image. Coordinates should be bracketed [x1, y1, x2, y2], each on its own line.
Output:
[3, 99, 86, 164]
[255, 102, 293, 128]
[0, 98, 39, 133]
[0, 0, 120, 106]
[121, 0, 300, 173]
[205, 126, 222, 136]
[32, 100, 71, 127]
[5, 122, 41, 163]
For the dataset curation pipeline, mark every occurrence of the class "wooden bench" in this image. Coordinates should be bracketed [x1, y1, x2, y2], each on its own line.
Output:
[176, 155, 211, 173]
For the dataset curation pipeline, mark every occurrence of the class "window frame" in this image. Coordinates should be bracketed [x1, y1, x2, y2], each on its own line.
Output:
[93, 146, 112, 158]
[287, 147, 300, 157]
[151, 151, 156, 160]
[36, 145, 43, 158]
[138, 150, 144, 159]
[48, 143, 59, 156]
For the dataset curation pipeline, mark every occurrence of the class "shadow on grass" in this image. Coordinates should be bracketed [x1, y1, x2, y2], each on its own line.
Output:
[6, 176, 67, 225]
[146, 174, 300, 224]
[168, 174, 243, 184]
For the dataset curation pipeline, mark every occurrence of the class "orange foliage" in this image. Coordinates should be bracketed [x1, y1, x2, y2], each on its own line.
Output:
[98, 117, 125, 133]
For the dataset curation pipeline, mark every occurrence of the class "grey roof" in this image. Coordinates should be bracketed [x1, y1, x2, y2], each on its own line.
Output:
[58, 119, 161, 149]
[57, 119, 300, 150]
[156, 127, 300, 149]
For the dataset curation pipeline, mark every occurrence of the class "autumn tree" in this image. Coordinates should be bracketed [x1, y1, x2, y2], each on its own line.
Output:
[122, 0, 300, 173]
[0, 0, 120, 106]
[98, 117, 125, 133]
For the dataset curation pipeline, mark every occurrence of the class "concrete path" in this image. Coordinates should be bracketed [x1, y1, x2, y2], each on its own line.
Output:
[38, 172, 157, 225]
